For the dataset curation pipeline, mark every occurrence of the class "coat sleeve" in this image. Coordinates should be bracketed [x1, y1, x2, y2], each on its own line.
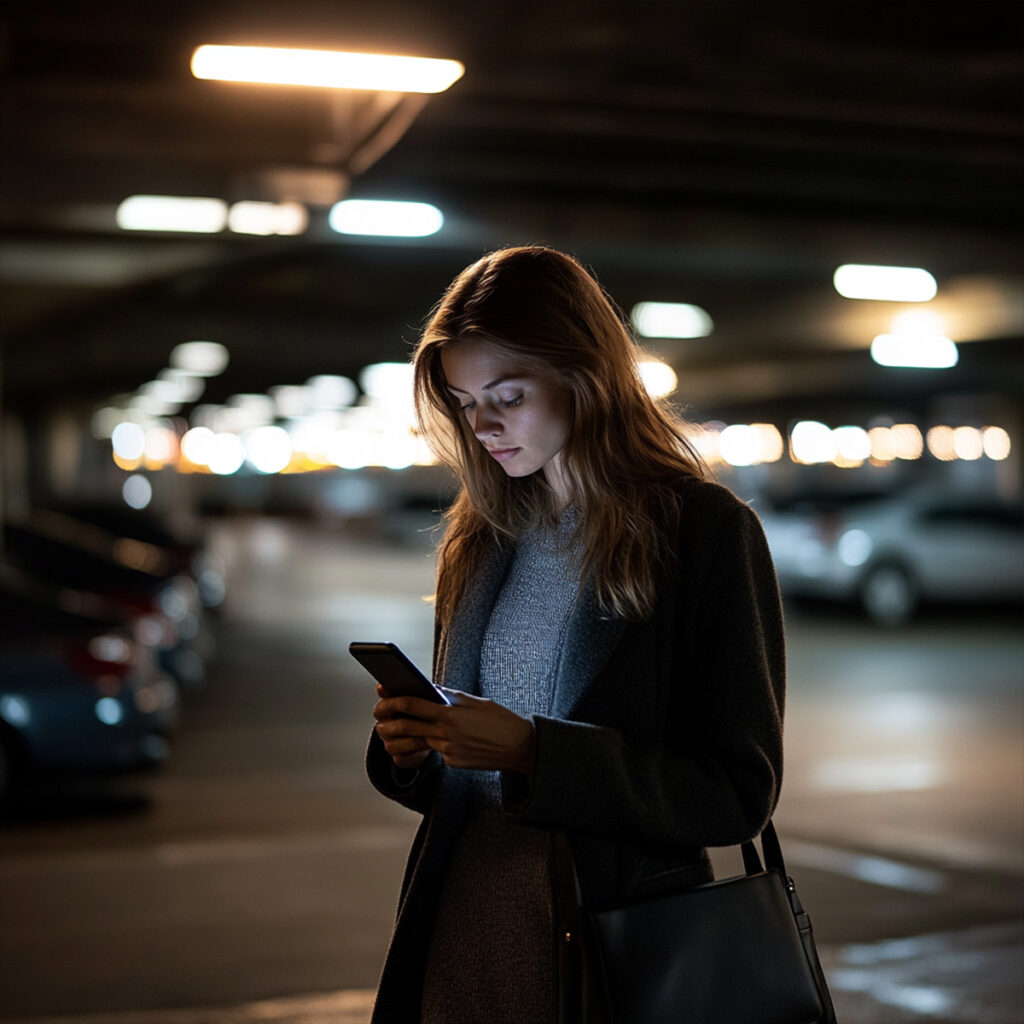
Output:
[364, 614, 448, 813]
[504, 495, 785, 851]
[365, 729, 445, 814]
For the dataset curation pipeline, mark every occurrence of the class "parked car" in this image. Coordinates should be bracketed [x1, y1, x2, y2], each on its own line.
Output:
[39, 502, 227, 612]
[757, 487, 1024, 625]
[3, 509, 217, 689]
[0, 564, 179, 803]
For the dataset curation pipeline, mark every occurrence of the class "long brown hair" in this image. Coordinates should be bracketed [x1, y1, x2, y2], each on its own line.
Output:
[414, 246, 707, 622]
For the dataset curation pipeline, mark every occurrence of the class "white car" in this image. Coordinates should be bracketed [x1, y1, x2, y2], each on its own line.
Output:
[757, 487, 1024, 625]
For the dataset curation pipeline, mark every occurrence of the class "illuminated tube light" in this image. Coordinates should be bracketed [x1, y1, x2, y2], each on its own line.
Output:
[244, 426, 293, 474]
[982, 426, 1011, 461]
[307, 375, 357, 410]
[208, 434, 246, 476]
[790, 421, 836, 465]
[329, 199, 443, 237]
[228, 201, 308, 236]
[868, 427, 896, 462]
[112, 422, 146, 461]
[752, 424, 784, 463]
[870, 334, 958, 369]
[360, 362, 415, 398]
[637, 358, 678, 398]
[116, 195, 228, 233]
[170, 341, 230, 376]
[123, 475, 153, 510]
[833, 426, 871, 465]
[833, 264, 937, 302]
[952, 426, 983, 461]
[631, 302, 713, 339]
[181, 426, 216, 466]
[191, 45, 465, 94]
[927, 426, 956, 461]
[719, 424, 761, 467]
[156, 369, 205, 403]
[890, 424, 924, 460]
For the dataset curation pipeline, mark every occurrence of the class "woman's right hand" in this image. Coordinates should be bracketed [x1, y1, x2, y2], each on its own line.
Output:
[373, 683, 432, 769]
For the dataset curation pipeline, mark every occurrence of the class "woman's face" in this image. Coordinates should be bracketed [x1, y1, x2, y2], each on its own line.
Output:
[441, 339, 573, 504]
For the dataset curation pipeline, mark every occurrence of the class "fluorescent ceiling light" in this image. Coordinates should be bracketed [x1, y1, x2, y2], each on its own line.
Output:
[636, 357, 678, 397]
[191, 45, 464, 94]
[790, 421, 836, 464]
[228, 201, 308, 236]
[116, 195, 228, 233]
[170, 341, 230, 376]
[871, 334, 958, 368]
[631, 302, 713, 339]
[329, 199, 443, 237]
[833, 264, 937, 302]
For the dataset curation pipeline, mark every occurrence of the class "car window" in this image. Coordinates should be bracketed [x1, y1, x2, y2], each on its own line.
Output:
[918, 504, 1024, 530]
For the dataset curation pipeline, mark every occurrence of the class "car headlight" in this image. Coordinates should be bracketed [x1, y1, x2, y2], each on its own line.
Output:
[838, 528, 873, 567]
[95, 697, 125, 725]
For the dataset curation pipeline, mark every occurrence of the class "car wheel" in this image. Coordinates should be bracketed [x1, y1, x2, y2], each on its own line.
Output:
[860, 562, 917, 626]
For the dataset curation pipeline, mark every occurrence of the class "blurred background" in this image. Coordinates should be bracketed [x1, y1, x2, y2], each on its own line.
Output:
[1, 2, 1022, 1022]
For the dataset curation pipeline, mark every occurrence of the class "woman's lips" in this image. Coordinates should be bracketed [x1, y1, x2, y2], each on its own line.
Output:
[487, 447, 521, 463]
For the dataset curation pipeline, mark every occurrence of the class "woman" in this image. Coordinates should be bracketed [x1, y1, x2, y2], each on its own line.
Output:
[367, 246, 785, 1023]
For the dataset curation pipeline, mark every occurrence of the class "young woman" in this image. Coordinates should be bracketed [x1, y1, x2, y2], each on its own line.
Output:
[367, 246, 785, 1023]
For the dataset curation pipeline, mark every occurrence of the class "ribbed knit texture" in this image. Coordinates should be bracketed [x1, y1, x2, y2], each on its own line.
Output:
[421, 513, 580, 1024]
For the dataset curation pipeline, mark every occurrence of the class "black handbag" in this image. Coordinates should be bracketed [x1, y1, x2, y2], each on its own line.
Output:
[551, 821, 837, 1024]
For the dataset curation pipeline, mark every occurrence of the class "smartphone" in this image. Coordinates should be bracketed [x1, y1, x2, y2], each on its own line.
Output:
[349, 641, 450, 705]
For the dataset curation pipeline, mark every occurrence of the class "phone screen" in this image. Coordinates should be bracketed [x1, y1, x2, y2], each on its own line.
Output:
[348, 642, 450, 705]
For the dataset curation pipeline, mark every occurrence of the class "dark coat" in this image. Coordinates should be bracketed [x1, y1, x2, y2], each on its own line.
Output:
[365, 477, 786, 1023]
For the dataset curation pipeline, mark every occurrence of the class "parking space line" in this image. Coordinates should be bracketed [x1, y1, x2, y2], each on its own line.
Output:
[785, 839, 946, 893]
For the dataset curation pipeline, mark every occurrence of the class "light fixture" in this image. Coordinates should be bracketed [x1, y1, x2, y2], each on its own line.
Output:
[790, 421, 836, 465]
[228, 201, 308, 236]
[191, 45, 464, 94]
[870, 334, 958, 369]
[631, 302, 713, 339]
[329, 199, 443, 237]
[170, 341, 230, 376]
[833, 264, 937, 302]
[636, 357, 678, 398]
[116, 195, 228, 233]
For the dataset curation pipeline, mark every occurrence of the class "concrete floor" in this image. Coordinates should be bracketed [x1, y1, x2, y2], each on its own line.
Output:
[1, 516, 1021, 1023]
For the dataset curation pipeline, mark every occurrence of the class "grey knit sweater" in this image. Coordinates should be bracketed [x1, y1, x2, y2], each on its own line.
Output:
[421, 514, 581, 1024]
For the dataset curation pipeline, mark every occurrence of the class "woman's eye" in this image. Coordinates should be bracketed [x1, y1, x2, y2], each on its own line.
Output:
[501, 395, 524, 408]
[459, 401, 476, 413]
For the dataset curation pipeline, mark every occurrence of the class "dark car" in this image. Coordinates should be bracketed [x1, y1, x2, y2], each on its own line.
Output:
[0, 564, 179, 802]
[3, 509, 217, 689]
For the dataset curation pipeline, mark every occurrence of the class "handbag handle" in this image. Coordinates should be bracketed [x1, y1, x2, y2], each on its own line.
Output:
[553, 818, 791, 919]
[741, 819, 789, 878]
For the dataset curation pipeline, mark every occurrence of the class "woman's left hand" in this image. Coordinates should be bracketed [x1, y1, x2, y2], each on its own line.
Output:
[374, 690, 536, 775]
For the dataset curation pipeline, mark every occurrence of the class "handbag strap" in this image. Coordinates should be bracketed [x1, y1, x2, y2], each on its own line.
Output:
[741, 819, 789, 878]
[554, 818, 790, 906]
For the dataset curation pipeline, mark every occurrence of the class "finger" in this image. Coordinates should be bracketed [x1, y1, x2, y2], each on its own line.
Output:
[383, 735, 430, 756]
[387, 695, 450, 721]
[376, 715, 439, 741]
[441, 689, 479, 707]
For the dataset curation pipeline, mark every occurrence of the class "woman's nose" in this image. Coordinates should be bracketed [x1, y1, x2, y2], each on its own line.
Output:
[473, 405, 502, 439]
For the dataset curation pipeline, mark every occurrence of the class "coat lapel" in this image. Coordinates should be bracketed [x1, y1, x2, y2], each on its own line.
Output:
[436, 541, 513, 696]
[550, 581, 627, 719]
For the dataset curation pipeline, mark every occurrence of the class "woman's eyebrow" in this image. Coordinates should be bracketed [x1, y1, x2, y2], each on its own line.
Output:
[446, 375, 520, 394]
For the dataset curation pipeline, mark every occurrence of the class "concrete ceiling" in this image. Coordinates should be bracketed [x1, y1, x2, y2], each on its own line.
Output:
[2, 0, 1023, 422]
